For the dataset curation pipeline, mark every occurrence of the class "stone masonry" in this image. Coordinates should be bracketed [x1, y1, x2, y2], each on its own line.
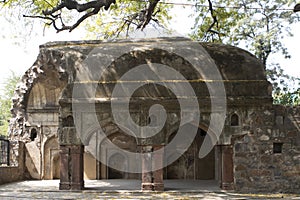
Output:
[6, 37, 300, 193]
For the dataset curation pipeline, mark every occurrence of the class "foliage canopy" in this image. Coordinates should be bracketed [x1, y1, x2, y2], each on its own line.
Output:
[188, 0, 300, 105]
[0, 72, 20, 136]
[1, 0, 300, 105]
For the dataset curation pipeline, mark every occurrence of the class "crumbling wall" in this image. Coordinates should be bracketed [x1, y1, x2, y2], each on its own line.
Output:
[0, 142, 27, 185]
[8, 47, 70, 166]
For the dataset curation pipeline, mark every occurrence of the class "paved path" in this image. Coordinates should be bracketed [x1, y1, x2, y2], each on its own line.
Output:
[0, 180, 299, 199]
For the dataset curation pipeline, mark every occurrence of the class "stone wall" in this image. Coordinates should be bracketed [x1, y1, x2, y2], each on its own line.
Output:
[0, 142, 26, 185]
[233, 105, 300, 193]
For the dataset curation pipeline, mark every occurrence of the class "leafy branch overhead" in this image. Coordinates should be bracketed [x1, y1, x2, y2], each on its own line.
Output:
[1, 0, 300, 105]
[21, 0, 162, 33]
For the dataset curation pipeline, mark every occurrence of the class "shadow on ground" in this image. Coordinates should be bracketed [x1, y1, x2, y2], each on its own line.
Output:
[0, 180, 299, 199]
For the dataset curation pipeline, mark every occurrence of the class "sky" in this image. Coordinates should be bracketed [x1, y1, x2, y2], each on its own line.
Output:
[0, 1, 299, 91]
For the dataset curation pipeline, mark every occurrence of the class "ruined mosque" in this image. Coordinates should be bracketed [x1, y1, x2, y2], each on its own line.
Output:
[1, 37, 299, 193]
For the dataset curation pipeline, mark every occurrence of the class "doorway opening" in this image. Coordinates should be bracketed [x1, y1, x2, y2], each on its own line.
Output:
[164, 124, 220, 190]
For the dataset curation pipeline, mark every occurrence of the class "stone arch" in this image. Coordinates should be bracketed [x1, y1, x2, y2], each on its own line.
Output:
[81, 124, 108, 146]
[165, 123, 216, 180]
[96, 48, 211, 104]
[230, 113, 240, 126]
[107, 152, 128, 179]
[82, 124, 139, 180]
[44, 135, 60, 180]
[83, 122, 138, 149]
[98, 131, 139, 179]
[9, 52, 68, 140]
[51, 153, 60, 179]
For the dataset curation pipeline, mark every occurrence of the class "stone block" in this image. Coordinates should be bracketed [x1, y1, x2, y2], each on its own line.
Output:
[235, 164, 246, 171]
[249, 169, 272, 177]
[153, 183, 164, 191]
[259, 134, 270, 141]
[275, 116, 284, 125]
[142, 183, 153, 191]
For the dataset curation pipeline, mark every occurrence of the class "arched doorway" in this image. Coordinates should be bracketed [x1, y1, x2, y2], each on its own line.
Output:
[108, 153, 127, 179]
[83, 129, 140, 180]
[165, 124, 217, 181]
[51, 153, 60, 179]
[44, 136, 60, 180]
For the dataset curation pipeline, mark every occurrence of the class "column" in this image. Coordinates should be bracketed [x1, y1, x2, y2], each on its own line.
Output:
[152, 145, 164, 191]
[141, 146, 153, 190]
[141, 145, 164, 191]
[221, 145, 234, 190]
[59, 145, 84, 190]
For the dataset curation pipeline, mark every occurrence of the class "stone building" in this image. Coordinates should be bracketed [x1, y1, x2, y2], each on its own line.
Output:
[7, 38, 300, 192]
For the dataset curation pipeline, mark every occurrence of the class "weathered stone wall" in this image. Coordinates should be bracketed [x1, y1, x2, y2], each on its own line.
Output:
[0, 142, 26, 185]
[233, 105, 300, 193]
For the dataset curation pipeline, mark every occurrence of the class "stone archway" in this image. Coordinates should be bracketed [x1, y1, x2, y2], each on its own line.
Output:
[108, 153, 127, 179]
[163, 123, 234, 190]
[97, 131, 139, 180]
[165, 125, 216, 180]
[51, 153, 60, 179]
[44, 136, 60, 180]
[82, 125, 140, 181]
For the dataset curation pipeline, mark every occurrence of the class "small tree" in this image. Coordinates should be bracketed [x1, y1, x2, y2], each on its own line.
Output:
[0, 72, 20, 136]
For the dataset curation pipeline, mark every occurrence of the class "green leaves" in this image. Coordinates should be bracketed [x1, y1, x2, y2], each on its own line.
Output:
[190, 0, 298, 61]
[267, 64, 300, 105]
[0, 72, 20, 136]
[85, 0, 172, 39]
[190, 0, 300, 105]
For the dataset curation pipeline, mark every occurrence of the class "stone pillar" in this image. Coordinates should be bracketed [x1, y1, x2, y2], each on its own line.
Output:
[59, 145, 70, 190]
[141, 146, 153, 191]
[59, 145, 84, 190]
[220, 145, 234, 190]
[152, 145, 164, 191]
[141, 145, 164, 191]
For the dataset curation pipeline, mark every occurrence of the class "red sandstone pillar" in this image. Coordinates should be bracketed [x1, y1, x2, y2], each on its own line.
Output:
[141, 146, 153, 191]
[59, 146, 70, 190]
[141, 145, 164, 191]
[152, 145, 164, 191]
[221, 145, 234, 190]
[59, 145, 84, 190]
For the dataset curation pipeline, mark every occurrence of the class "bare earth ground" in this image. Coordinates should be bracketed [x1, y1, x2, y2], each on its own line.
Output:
[0, 180, 299, 199]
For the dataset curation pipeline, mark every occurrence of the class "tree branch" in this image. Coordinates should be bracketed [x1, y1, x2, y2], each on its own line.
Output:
[294, 3, 300, 12]
[23, 0, 161, 34]
[137, 0, 160, 30]
[57, 6, 101, 32]
[25, 0, 116, 32]
[206, 0, 218, 35]
[23, 15, 61, 31]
